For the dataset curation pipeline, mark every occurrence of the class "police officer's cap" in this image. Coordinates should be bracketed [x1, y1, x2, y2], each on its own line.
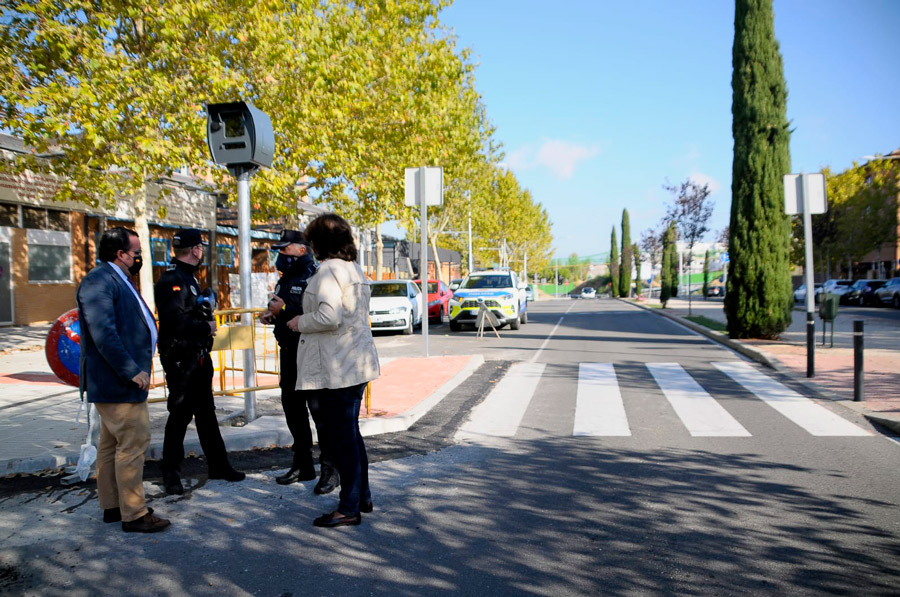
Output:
[273, 229, 307, 249]
[172, 228, 208, 248]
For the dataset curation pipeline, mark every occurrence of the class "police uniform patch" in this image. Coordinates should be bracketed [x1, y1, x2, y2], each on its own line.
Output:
[190, 286, 198, 296]
[274, 284, 281, 294]
[172, 285, 181, 292]
[290, 286, 304, 294]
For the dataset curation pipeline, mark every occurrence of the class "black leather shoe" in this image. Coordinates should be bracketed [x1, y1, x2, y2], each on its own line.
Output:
[314, 465, 340, 495]
[122, 512, 171, 533]
[209, 467, 246, 482]
[162, 472, 184, 495]
[276, 465, 316, 485]
[313, 511, 361, 528]
[104, 507, 153, 523]
[360, 501, 373, 513]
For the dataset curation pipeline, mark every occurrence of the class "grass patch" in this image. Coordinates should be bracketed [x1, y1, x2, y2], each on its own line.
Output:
[685, 315, 727, 332]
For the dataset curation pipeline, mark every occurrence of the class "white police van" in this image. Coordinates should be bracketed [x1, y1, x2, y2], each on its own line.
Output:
[448, 269, 528, 331]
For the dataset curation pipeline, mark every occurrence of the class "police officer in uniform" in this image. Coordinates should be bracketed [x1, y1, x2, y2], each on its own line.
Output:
[260, 230, 338, 492]
[155, 228, 245, 495]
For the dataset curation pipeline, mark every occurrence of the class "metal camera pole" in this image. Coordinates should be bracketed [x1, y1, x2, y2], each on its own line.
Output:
[234, 165, 257, 421]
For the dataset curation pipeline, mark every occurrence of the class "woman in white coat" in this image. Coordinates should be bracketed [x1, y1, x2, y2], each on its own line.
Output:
[287, 213, 380, 527]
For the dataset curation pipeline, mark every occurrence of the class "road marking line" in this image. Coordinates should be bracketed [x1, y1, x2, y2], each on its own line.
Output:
[713, 361, 870, 437]
[646, 363, 751, 437]
[530, 301, 578, 364]
[573, 363, 631, 436]
[456, 362, 545, 440]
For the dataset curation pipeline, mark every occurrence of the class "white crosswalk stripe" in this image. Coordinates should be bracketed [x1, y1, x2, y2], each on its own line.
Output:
[456, 362, 546, 441]
[713, 361, 870, 437]
[573, 363, 631, 436]
[646, 363, 751, 437]
[456, 360, 870, 442]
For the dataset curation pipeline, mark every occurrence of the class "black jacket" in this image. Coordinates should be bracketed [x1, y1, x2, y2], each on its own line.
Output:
[273, 253, 317, 348]
[154, 259, 213, 355]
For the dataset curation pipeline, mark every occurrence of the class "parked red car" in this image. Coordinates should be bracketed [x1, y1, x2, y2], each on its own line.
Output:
[414, 279, 452, 324]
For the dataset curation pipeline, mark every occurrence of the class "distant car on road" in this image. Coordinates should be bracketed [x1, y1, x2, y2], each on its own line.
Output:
[368, 280, 423, 335]
[581, 287, 596, 299]
[842, 280, 885, 306]
[818, 279, 853, 300]
[872, 277, 900, 308]
[414, 279, 452, 324]
[706, 285, 724, 297]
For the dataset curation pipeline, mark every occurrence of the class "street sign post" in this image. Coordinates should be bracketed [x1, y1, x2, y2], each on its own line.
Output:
[404, 167, 443, 357]
[784, 173, 827, 378]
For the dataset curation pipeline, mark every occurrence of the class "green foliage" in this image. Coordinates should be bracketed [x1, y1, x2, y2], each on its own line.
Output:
[619, 209, 632, 297]
[791, 161, 899, 275]
[633, 243, 643, 296]
[609, 227, 620, 298]
[660, 222, 677, 306]
[0, 0, 553, 276]
[702, 250, 711, 298]
[725, 0, 792, 339]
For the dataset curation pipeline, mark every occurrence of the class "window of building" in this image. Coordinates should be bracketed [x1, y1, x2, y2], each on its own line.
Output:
[21, 207, 70, 232]
[27, 229, 71, 282]
[151, 238, 170, 266]
[0, 203, 18, 227]
[217, 244, 235, 267]
[46, 210, 70, 232]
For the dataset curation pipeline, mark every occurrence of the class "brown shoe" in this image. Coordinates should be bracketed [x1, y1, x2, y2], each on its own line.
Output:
[122, 512, 171, 533]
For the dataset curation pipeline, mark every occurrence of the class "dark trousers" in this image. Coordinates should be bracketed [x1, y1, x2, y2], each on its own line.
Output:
[160, 352, 230, 474]
[306, 383, 371, 515]
[279, 343, 331, 469]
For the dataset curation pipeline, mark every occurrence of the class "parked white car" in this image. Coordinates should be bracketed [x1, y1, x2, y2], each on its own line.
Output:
[368, 280, 423, 335]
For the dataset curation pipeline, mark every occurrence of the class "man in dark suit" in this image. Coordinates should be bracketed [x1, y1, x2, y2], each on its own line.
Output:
[77, 227, 170, 533]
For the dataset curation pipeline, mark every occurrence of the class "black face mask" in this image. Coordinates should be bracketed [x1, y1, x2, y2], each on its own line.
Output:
[275, 253, 297, 273]
[128, 255, 143, 276]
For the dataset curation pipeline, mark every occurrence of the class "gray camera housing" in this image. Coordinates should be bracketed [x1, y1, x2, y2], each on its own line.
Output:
[206, 101, 274, 168]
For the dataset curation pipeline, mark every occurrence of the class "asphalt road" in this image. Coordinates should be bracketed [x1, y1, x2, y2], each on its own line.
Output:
[2, 299, 899, 595]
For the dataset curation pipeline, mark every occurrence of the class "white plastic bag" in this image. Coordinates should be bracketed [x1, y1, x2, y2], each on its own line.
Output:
[75, 444, 97, 481]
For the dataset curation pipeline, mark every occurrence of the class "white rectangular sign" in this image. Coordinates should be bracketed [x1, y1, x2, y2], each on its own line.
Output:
[404, 167, 443, 207]
[784, 173, 827, 215]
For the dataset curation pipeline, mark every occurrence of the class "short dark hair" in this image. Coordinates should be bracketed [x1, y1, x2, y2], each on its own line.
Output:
[303, 213, 357, 262]
[98, 227, 138, 263]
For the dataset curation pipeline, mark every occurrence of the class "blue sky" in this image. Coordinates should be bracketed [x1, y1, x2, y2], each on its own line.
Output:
[438, 0, 900, 259]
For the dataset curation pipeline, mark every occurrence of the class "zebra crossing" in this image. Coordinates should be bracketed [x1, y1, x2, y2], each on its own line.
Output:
[456, 360, 871, 441]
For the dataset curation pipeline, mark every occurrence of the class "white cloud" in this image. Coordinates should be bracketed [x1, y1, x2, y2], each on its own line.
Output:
[505, 139, 600, 179]
[688, 171, 722, 194]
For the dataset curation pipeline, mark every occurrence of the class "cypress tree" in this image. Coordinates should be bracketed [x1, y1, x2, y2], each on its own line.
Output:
[619, 209, 632, 297]
[609, 227, 620, 298]
[633, 243, 643, 297]
[725, 0, 793, 338]
[660, 223, 677, 307]
[702, 249, 711, 299]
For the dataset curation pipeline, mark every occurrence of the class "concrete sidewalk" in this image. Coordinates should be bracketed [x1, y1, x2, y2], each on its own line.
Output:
[632, 296, 900, 433]
[0, 323, 483, 476]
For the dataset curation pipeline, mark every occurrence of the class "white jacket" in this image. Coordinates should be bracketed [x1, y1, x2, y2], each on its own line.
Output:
[294, 258, 380, 390]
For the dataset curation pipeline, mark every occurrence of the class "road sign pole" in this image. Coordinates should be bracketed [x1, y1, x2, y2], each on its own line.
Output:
[801, 174, 815, 378]
[419, 166, 429, 358]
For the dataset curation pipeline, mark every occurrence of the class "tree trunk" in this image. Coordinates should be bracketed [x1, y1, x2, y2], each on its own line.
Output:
[375, 221, 384, 280]
[430, 233, 443, 284]
[134, 182, 155, 312]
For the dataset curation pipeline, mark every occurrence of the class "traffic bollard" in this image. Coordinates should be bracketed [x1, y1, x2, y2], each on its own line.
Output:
[853, 320, 864, 402]
[806, 312, 815, 378]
